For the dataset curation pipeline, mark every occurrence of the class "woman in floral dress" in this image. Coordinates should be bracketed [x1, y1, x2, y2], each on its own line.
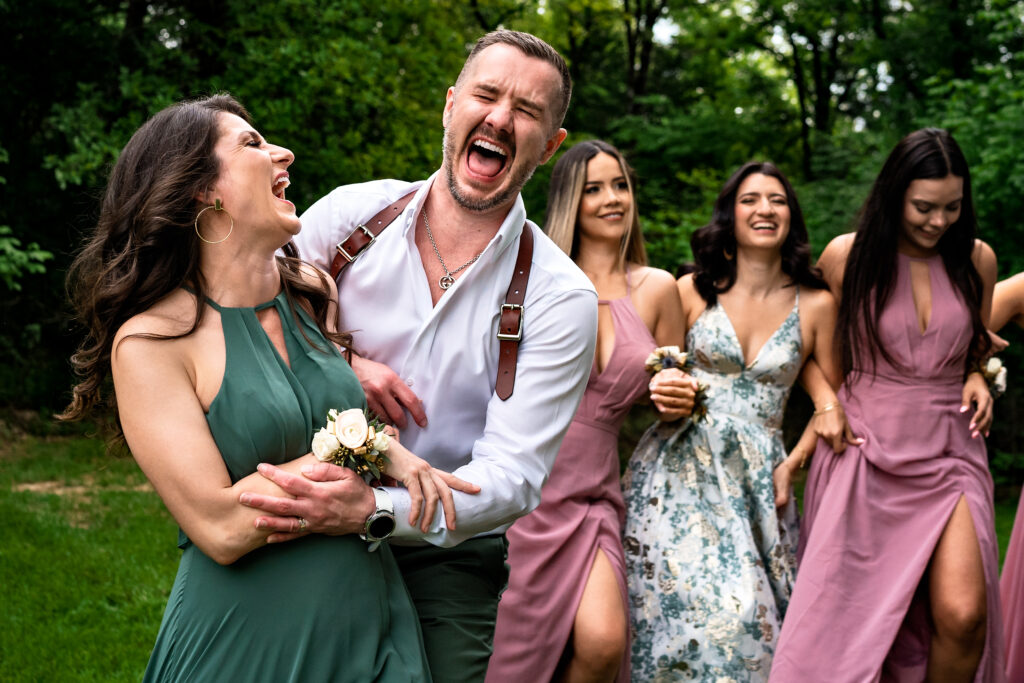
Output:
[623, 162, 841, 681]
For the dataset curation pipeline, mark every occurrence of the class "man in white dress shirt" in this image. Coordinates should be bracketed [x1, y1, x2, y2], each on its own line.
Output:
[241, 30, 598, 681]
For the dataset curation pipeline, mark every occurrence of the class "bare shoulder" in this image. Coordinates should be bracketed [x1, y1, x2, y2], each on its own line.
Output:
[971, 239, 997, 282]
[819, 233, 855, 268]
[112, 290, 199, 370]
[676, 272, 706, 320]
[633, 265, 678, 298]
[800, 285, 838, 321]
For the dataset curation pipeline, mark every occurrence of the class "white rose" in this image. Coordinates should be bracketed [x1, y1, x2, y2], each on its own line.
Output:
[371, 430, 390, 453]
[986, 357, 1003, 376]
[334, 409, 369, 450]
[311, 428, 341, 461]
[994, 366, 1007, 394]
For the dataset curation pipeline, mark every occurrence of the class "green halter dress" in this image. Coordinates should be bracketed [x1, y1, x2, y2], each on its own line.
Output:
[143, 290, 430, 682]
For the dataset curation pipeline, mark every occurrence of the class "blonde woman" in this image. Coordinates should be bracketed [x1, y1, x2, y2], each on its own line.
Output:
[488, 140, 692, 683]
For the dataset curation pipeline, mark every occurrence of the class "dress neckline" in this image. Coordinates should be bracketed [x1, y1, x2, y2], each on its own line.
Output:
[705, 287, 800, 370]
[185, 286, 284, 312]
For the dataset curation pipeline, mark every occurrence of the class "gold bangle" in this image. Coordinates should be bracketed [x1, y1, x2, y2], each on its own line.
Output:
[813, 401, 841, 416]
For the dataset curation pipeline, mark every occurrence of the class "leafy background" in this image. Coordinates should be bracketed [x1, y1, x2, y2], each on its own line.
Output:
[2, 1, 1023, 677]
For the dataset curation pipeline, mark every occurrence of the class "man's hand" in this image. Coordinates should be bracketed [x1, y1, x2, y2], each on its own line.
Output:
[350, 354, 427, 429]
[649, 368, 697, 421]
[240, 462, 375, 543]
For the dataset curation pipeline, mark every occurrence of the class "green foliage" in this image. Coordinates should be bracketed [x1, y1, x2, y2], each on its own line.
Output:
[2, 0, 1023, 470]
[0, 226, 52, 292]
[0, 148, 53, 292]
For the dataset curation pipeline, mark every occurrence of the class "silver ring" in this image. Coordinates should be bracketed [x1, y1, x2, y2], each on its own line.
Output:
[297, 517, 308, 532]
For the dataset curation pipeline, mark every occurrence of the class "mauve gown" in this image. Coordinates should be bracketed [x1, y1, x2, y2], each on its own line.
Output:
[1001, 492, 1024, 682]
[487, 282, 655, 683]
[771, 252, 1005, 683]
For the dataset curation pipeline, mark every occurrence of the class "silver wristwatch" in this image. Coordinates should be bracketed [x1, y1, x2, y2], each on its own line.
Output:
[360, 487, 396, 551]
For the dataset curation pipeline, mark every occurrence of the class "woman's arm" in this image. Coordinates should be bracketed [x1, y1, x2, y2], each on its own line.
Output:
[990, 272, 1024, 333]
[962, 240, 999, 437]
[112, 327, 316, 566]
[646, 271, 699, 421]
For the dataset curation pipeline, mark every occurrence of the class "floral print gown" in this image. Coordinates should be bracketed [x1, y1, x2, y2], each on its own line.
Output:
[623, 292, 802, 682]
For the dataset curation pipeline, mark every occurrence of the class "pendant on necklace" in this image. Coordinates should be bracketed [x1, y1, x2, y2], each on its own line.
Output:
[439, 275, 455, 290]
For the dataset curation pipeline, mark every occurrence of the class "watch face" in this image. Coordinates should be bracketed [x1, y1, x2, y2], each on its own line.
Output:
[368, 514, 396, 540]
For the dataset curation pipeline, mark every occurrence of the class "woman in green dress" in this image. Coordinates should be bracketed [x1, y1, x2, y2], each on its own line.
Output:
[60, 94, 475, 682]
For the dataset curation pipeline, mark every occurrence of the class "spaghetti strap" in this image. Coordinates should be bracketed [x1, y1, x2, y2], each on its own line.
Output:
[625, 266, 634, 295]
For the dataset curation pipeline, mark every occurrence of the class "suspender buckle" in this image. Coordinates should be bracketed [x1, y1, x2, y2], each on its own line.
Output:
[336, 224, 376, 263]
[497, 304, 524, 342]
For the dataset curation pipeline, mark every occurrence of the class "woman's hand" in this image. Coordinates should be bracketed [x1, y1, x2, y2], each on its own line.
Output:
[384, 440, 481, 532]
[773, 458, 797, 509]
[961, 372, 993, 439]
[810, 401, 862, 454]
[649, 367, 697, 421]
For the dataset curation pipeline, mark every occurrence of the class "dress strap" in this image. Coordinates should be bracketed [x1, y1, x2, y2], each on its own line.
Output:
[182, 285, 278, 312]
[625, 266, 634, 295]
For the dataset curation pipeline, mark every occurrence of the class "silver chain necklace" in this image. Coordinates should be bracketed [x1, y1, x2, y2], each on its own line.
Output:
[422, 208, 485, 290]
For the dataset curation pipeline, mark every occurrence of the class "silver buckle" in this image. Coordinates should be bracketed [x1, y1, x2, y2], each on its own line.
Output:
[496, 304, 524, 341]
[336, 224, 375, 263]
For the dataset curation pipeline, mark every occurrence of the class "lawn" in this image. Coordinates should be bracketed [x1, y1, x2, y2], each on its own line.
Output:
[1, 428, 1020, 681]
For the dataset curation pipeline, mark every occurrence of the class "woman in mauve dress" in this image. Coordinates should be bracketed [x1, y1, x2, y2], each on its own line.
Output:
[487, 140, 693, 683]
[989, 272, 1024, 683]
[772, 128, 1004, 683]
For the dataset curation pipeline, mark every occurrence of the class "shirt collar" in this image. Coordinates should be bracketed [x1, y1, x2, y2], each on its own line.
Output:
[405, 171, 527, 262]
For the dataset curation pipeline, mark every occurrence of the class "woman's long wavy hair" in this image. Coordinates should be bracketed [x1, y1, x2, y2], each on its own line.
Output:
[59, 94, 347, 438]
[544, 139, 647, 268]
[691, 161, 826, 305]
[838, 128, 988, 377]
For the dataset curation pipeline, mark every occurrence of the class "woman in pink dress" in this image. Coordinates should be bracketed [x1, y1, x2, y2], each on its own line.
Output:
[772, 128, 1003, 682]
[990, 272, 1024, 683]
[487, 140, 692, 682]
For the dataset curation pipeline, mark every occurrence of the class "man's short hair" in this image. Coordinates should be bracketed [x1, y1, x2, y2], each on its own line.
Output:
[455, 29, 572, 131]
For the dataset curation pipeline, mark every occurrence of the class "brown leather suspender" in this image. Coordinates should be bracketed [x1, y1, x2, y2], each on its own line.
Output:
[495, 225, 532, 400]
[329, 192, 417, 281]
[329, 192, 533, 401]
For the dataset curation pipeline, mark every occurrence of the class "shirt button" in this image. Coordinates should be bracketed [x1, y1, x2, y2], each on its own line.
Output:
[405, 377, 414, 387]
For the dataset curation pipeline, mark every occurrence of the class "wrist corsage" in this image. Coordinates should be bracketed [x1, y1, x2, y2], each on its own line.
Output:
[644, 345, 709, 422]
[981, 356, 1008, 399]
[311, 408, 391, 478]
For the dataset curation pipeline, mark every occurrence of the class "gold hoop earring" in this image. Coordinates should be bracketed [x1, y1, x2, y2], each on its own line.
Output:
[723, 248, 734, 261]
[194, 199, 234, 244]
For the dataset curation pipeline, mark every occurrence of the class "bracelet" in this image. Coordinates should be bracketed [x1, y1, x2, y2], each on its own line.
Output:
[813, 401, 841, 416]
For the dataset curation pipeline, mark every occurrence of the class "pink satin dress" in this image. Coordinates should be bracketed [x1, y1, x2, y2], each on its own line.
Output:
[1001, 493, 1024, 681]
[487, 275, 655, 683]
[771, 253, 1005, 682]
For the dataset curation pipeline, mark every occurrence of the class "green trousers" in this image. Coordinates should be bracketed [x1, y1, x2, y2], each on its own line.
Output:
[391, 535, 509, 683]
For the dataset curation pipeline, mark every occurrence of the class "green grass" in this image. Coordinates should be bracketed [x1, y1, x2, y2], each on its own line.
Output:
[0, 434, 179, 681]
[1, 430, 1019, 681]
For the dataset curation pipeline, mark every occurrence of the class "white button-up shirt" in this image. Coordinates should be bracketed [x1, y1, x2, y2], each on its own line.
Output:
[296, 174, 598, 546]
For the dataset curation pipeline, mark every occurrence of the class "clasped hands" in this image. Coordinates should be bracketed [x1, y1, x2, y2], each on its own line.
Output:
[648, 367, 698, 421]
[239, 356, 479, 543]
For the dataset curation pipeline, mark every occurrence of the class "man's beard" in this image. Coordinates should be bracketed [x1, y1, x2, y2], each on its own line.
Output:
[442, 127, 537, 213]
